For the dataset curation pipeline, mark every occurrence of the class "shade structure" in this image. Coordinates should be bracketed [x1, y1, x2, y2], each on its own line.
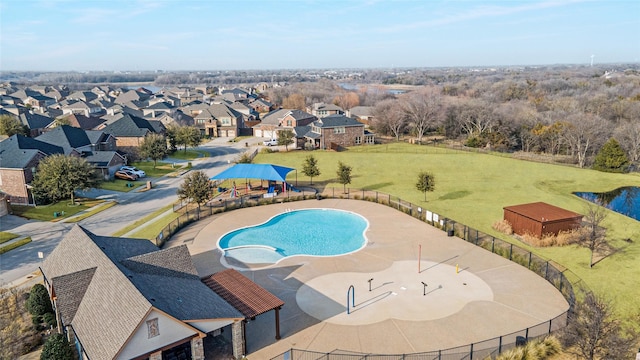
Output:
[210, 163, 295, 182]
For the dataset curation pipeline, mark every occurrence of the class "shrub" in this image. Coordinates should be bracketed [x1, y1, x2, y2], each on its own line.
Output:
[27, 284, 53, 317]
[40, 333, 74, 360]
[492, 219, 513, 235]
[43, 312, 57, 328]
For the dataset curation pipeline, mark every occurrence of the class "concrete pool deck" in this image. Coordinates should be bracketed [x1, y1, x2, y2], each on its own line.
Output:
[167, 199, 569, 358]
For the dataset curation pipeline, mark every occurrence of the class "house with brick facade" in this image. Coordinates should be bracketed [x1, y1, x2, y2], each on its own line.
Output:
[252, 109, 316, 139]
[301, 114, 374, 150]
[42, 225, 284, 360]
[101, 114, 165, 148]
[193, 103, 244, 137]
[309, 102, 344, 118]
[36, 125, 124, 179]
[0, 134, 63, 205]
[42, 225, 245, 360]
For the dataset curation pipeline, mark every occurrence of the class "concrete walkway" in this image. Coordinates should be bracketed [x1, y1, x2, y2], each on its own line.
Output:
[167, 199, 569, 358]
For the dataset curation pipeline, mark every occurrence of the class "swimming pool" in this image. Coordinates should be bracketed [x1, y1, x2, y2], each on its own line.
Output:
[218, 208, 369, 264]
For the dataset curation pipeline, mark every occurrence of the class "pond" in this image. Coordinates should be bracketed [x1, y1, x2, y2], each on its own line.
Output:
[574, 187, 640, 221]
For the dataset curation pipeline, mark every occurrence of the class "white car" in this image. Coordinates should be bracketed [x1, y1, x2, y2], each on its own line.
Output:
[263, 139, 278, 146]
[120, 166, 146, 178]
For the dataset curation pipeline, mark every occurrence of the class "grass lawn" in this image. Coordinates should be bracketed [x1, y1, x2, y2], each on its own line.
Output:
[111, 204, 175, 237]
[126, 210, 181, 240]
[98, 178, 143, 192]
[256, 142, 640, 319]
[10, 198, 105, 221]
[0, 236, 32, 255]
[0, 231, 19, 244]
[168, 149, 208, 160]
[131, 161, 180, 178]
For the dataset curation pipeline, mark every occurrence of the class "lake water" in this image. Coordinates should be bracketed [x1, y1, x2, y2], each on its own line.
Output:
[574, 187, 640, 221]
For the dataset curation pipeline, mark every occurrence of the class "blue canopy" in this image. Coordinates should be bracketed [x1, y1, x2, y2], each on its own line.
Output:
[210, 164, 295, 182]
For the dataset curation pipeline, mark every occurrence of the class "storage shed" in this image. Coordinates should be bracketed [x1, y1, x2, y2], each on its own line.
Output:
[503, 202, 583, 238]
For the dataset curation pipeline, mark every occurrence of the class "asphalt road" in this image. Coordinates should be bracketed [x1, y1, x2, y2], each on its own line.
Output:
[0, 137, 265, 286]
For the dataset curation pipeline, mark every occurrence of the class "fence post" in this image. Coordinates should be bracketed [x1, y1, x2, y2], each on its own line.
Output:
[525, 328, 529, 339]
[376, 191, 378, 203]
[362, 189, 365, 199]
[509, 244, 513, 260]
[332, 187, 335, 198]
[498, 335, 502, 354]
[470, 343, 474, 360]
[476, 229, 478, 244]
[548, 319, 552, 334]
[545, 261, 549, 279]
[528, 252, 532, 269]
[491, 237, 495, 253]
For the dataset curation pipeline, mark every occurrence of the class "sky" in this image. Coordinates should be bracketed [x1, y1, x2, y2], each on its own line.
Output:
[0, 0, 638, 71]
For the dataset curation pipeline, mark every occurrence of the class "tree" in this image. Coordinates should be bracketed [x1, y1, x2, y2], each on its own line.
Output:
[302, 155, 320, 185]
[415, 171, 436, 201]
[0, 115, 27, 136]
[614, 118, 640, 163]
[26, 284, 53, 318]
[561, 292, 638, 360]
[372, 99, 407, 141]
[31, 154, 100, 205]
[580, 202, 609, 268]
[333, 92, 359, 110]
[562, 113, 609, 168]
[336, 161, 352, 193]
[165, 124, 179, 152]
[176, 126, 202, 153]
[277, 129, 295, 151]
[282, 93, 306, 110]
[40, 333, 75, 360]
[176, 170, 211, 210]
[400, 89, 443, 144]
[139, 133, 168, 168]
[592, 138, 630, 173]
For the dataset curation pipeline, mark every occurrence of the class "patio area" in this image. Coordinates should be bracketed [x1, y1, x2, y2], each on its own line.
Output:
[166, 199, 569, 359]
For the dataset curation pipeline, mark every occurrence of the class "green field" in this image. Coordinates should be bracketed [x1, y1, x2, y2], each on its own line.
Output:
[256, 143, 640, 319]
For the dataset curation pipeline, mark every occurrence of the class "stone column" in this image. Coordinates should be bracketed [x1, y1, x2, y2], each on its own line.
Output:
[232, 321, 245, 359]
[149, 351, 162, 360]
[191, 337, 204, 360]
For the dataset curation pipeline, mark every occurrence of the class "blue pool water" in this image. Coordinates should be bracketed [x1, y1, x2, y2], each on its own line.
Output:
[218, 209, 368, 263]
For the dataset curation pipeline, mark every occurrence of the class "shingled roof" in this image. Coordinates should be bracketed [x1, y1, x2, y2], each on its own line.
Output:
[202, 269, 284, 319]
[0, 134, 63, 168]
[43, 225, 243, 360]
[36, 125, 92, 154]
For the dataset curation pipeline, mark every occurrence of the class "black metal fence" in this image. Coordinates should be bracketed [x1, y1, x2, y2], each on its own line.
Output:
[154, 187, 586, 359]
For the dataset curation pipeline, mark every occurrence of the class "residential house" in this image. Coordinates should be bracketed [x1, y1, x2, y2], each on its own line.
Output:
[141, 101, 176, 118]
[309, 102, 344, 118]
[302, 114, 374, 150]
[36, 125, 123, 179]
[114, 89, 150, 105]
[252, 109, 316, 139]
[61, 100, 104, 117]
[55, 113, 105, 130]
[193, 103, 243, 137]
[0, 134, 63, 204]
[101, 114, 165, 147]
[248, 98, 274, 114]
[347, 106, 374, 126]
[24, 94, 56, 111]
[18, 111, 55, 137]
[41, 225, 248, 360]
[67, 91, 98, 103]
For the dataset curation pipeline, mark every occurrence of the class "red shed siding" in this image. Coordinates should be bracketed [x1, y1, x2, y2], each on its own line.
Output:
[503, 202, 582, 238]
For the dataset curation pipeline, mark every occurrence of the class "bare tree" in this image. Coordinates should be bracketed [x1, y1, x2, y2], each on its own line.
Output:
[580, 201, 609, 268]
[400, 89, 443, 144]
[562, 113, 609, 168]
[457, 100, 496, 138]
[333, 92, 359, 110]
[372, 99, 407, 141]
[614, 120, 640, 163]
[561, 291, 638, 360]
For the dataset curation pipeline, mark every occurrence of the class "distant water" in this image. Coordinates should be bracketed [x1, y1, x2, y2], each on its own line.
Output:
[574, 187, 640, 221]
[127, 85, 161, 93]
[338, 83, 405, 95]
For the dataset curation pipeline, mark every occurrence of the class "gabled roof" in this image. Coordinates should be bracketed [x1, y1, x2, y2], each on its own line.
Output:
[59, 113, 105, 130]
[313, 102, 344, 111]
[43, 225, 243, 360]
[18, 111, 54, 129]
[36, 125, 92, 154]
[349, 106, 373, 117]
[260, 109, 315, 126]
[101, 113, 160, 137]
[0, 134, 64, 169]
[313, 114, 364, 128]
[82, 151, 123, 167]
[146, 101, 174, 110]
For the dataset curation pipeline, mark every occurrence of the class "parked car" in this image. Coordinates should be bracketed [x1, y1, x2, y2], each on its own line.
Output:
[115, 170, 138, 181]
[263, 139, 278, 146]
[120, 166, 146, 178]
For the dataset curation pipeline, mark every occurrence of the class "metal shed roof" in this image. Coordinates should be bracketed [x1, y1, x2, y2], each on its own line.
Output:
[503, 202, 582, 223]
